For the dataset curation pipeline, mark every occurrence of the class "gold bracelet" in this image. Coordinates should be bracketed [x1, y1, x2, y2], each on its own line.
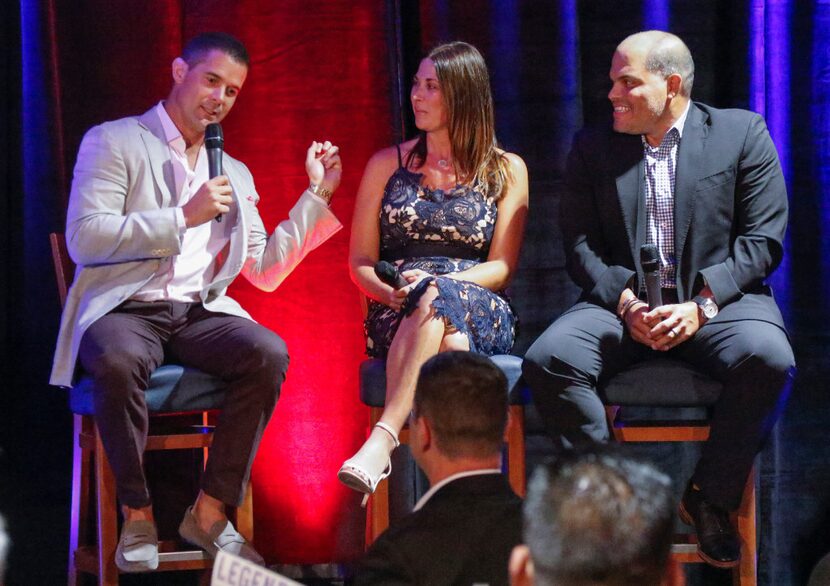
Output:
[309, 183, 333, 205]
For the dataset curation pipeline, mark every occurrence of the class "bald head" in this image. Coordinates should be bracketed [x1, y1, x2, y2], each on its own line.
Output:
[618, 31, 695, 97]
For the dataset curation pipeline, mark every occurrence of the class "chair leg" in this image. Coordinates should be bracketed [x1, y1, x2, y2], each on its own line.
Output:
[506, 406, 526, 497]
[365, 407, 389, 548]
[236, 482, 254, 542]
[734, 465, 757, 586]
[367, 478, 391, 548]
[69, 414, 91, 586]
[95, 429, 119, 586]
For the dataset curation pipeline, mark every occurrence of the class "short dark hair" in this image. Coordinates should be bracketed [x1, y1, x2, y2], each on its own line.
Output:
[412, 351, 508, 459]
[182, 32, 250, 68]
[523, 447, 674, 586]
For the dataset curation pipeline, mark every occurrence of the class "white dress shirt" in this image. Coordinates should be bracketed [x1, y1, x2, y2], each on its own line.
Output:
[131, 102, 231, 302]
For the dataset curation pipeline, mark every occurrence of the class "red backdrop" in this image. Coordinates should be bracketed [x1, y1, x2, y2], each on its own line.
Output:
[52, 0, 395, 563]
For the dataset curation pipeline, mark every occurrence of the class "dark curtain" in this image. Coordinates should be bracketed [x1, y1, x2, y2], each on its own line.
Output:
[402, 1, 829, 585]
[3, 0, 829, 584]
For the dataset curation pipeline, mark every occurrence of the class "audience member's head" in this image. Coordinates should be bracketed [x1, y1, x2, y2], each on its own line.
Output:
[0, 513, 9, 585]
[808, 551, 830, 586]
[411, 351, 508, 474]
[510, 447, 682, 586]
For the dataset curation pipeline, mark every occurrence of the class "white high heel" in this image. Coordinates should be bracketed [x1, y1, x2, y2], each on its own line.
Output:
[337, 422, 400, 506]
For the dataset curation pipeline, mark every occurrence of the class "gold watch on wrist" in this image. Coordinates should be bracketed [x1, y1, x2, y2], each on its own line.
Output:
[309, 182, 333, 205]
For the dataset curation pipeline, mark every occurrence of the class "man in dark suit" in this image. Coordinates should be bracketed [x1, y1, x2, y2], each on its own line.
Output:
[509, 447, 684, 586]
[522, 30, 794, 568]
[355, 351, 523, 586]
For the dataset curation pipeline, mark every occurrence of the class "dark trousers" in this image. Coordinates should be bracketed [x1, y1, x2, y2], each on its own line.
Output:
[78, 300, 288, 509]
[522, 299, 794, 510]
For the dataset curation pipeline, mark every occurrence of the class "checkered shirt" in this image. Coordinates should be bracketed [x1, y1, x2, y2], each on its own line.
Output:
[642, 127, 680, 289]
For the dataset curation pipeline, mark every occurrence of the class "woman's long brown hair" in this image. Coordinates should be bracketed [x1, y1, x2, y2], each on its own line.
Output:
[406, 41, 512, 201]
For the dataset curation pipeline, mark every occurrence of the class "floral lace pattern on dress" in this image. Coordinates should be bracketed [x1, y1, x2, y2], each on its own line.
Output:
[365, 166, 516, 358]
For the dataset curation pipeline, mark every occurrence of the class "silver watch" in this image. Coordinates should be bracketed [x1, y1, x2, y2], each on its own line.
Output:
[693, 295, 718, 320]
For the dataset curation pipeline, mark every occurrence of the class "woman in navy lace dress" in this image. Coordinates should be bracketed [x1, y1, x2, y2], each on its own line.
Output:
[338, 42, 529, 497]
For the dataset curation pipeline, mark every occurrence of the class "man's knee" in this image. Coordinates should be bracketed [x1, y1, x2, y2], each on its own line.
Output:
[239, 328, 290, 387]
[255, 333, 289, 377]
[523, 329, 587, 381]
[732, 329, 794, 382]
[82, 343, 154, 410]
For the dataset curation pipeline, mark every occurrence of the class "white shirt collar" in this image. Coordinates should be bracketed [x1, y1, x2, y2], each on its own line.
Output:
[413, 468, 502, 512]
[155, 101, 187, 155]
[642, 100, 692, 148]
[672, 100, 692, 138]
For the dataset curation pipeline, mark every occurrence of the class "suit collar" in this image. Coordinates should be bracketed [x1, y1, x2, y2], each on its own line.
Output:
[673, 102, 709, 298]
[415, 471, 513, 511]
[138, 105, 175, 207]
[612, 133, 646, 275]
[414, 469, 504, 511]
[611, 103, 710, 296]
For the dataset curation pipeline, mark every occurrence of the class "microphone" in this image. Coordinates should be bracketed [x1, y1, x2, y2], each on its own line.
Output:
[374, 261, 408, 289]
[640, 244, 663, 309]
[205, 123, 224, 222]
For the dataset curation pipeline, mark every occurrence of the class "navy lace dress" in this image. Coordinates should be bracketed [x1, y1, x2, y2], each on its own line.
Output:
[364, 155, 516, 358]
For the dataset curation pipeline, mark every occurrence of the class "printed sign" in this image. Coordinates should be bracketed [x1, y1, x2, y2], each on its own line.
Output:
[211, 550, 303, 586]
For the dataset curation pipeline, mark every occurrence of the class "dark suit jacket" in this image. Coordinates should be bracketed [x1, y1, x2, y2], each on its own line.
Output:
[561, 102, 788, 327]
[354, 473, 523, 586]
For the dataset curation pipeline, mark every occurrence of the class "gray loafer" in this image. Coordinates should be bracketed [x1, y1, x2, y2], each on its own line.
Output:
[178, 506, 264, 565]
[115, 519, 159, 572]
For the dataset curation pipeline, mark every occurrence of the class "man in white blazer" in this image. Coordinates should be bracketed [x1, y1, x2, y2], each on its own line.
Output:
[50, 32, 342, 570]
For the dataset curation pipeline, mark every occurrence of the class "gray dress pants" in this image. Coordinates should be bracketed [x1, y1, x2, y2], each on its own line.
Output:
[78, 300, 288, 509]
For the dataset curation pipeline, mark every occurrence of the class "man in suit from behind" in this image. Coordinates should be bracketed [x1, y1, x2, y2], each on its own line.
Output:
[51, 32, 342, 570]
[355, 351, 523, 586]
[522, 30, 794, 568]
[509, 447, 684, 586]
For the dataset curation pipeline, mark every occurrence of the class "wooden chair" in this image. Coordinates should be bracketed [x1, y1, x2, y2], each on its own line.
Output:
[50, 233, 253, 586]
[358, 354, 528, 546]
[599, 357, 757, 586]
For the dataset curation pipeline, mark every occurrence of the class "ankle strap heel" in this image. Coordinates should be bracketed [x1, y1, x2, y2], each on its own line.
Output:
[374, 421, 400, 448]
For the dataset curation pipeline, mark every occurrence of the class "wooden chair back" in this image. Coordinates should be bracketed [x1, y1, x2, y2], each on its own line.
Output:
[50, 232, 75, 308]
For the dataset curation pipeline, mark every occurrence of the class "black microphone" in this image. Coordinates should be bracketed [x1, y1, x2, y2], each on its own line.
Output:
[640, 244, 663, 309]
[205, 123, 224, 222]
[374, 261, 408, 289]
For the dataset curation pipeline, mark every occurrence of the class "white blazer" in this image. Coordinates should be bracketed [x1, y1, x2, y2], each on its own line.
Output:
[51, 107, 342, 387]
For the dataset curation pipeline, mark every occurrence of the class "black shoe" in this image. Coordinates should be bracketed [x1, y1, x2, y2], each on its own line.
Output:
[679, 482, 740, 569]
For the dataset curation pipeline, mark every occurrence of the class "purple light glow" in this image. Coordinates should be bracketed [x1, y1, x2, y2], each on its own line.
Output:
[643, 0, 670, 31]
[751, 0, 792, 320]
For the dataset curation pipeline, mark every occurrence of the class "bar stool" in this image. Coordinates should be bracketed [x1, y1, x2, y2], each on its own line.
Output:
[51, 233, 254, 585]
[599, 357, 757, 586]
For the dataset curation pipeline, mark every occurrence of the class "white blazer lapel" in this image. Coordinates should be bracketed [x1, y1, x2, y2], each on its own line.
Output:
[137, 109, 175, 208]
[210, 158, 248, 283]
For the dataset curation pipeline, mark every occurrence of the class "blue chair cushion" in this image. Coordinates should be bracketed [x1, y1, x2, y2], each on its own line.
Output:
[598, 357, 723, 407]
[70, 365, 229, 416]
[359, 355, 530, 407]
